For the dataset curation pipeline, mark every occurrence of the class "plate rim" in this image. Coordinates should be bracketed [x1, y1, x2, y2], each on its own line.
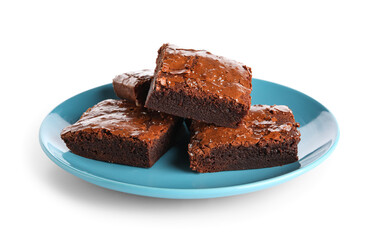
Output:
[39, 78, 340, 199]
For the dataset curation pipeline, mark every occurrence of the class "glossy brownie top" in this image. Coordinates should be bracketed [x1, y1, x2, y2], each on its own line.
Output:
[61, 99, 177, 142]
[113, 69, 153, 88]
[113, 69, 153, 105]
[154, 44, 252, 105]
[189, 105, 300, 154]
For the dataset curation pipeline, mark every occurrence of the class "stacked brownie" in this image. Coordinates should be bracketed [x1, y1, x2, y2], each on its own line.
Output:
[61, 43, 300, 172]
[145, 44, 252, 128]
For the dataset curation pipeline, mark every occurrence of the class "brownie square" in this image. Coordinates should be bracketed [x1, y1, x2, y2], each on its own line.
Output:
[145, 44, 252, 128]
[188, 105, 301, 173]
[113, 69, 153, 106]
[61, 99, 180, 168]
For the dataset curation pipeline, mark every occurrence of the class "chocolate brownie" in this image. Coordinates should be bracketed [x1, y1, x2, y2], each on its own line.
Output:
[61, 99, 180, 168]
[145, 44, 252, 128]
[113, 69, 153, 106]
[188, 105, 301, 173]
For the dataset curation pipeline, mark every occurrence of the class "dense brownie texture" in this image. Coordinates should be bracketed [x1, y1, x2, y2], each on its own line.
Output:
[188, 105, 301, 173]
[145, 44, 252, 128]
[61, 99, 180, 168]
[113, 69, 153, 106]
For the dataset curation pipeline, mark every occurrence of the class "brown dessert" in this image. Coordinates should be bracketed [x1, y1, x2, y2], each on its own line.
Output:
[145, 44, 252, 128]
[188, 105, 301, 173]
[113, 69, 153, 106]
[61, 99, 180, 168]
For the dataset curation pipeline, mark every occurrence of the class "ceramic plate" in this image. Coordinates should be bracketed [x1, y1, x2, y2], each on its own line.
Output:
[39, 79, 339, 199]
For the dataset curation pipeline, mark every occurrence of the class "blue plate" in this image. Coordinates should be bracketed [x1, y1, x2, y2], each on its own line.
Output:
[39, 79, 339, 199]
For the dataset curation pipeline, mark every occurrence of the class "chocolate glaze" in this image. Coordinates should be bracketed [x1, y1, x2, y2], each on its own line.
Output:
[61, 99, 178, 143]
[151, 44, 252, 104]
[113, 69, 153, 106]
[189, 105, 300, 155]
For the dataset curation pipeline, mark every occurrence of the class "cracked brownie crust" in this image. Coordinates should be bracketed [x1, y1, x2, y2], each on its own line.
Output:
[61, 99, 180, 168]
[188, 105, 301, 173]
[145, 44, 252, 128]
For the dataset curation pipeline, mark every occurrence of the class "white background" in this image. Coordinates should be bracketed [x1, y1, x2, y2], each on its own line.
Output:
[1, 1, 378, 239]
